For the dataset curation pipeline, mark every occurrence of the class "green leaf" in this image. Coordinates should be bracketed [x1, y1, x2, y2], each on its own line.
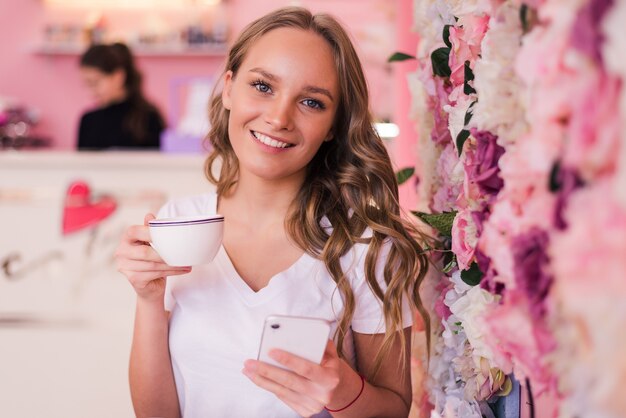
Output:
[464, 104, 475, 126]
[520, 4, 529, 32]
[411, 211, 457, 237]
[442, 257, 457, 273]
[549, 160, 561, 192]
[443, 25, 453, 48]
[396, 167, 415, 185]
[442, 244, 454, 260]
[456, 129, 470, 156]
[461, 262, 483, 286]
[431, 47, 451, 77]
[463, 61, 476, 95]
[388, 52, 416, 63]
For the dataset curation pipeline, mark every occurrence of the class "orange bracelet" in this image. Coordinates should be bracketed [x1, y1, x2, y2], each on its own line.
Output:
[324, 373, 365, 413]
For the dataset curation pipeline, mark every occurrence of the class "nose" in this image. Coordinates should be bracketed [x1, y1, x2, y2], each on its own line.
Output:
[264, 97, 294, 131]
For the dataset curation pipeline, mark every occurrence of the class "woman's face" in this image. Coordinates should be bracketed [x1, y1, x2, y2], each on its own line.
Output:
[222, 27, 340, 186]
[80, 66, 126, 106]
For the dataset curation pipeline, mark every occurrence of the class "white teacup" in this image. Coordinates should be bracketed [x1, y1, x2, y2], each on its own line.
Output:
[148, 214, 224, 266]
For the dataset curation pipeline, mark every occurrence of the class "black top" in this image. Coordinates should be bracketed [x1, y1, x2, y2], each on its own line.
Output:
[77, 100, 164, 150]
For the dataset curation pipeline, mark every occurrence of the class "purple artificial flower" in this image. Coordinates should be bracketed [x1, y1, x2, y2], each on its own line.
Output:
[511, 228, 553, 320]
[466, 129, 506, 196]
[571, 0, 615, 64]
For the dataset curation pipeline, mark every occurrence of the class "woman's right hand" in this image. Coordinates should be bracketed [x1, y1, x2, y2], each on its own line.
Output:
[115, 213, 192, 301]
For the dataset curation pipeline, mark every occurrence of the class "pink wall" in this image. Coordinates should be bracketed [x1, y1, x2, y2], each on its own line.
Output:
[393, 0, 420, 210]
[0, 0, 402, 151]
[0, 1, 226, 150]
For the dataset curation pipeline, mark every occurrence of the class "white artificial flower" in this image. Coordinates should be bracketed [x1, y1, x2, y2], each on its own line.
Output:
[472, 1, 528, 146]
[448, 0, 493, 17]
[408, 71, 442, 212]
[450, 286, 499, 361]
[449, 270, 473, 294]
[414, 0, 454, 58]
[440, 395, 483, 418]
[444, 92, 474, 149]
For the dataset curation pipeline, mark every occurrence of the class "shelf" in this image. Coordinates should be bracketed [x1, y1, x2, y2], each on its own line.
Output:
[33, 44, 228, 57]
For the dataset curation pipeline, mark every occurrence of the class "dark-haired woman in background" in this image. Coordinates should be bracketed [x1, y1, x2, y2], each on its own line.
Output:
[77, 43, 165, 150]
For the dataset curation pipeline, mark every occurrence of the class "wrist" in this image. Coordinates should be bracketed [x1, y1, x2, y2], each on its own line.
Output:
[136, 294, 168, 315]
[324, 361, 366, 413]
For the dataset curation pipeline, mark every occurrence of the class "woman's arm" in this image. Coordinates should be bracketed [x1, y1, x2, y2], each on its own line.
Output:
[116, 214, 190, 418]
[242, 327, 413, 418]
[332, 328, 413, 417]
[129, 300, 180, 418]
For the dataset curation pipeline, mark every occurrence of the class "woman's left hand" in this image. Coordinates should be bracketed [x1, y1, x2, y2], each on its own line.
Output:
[242, 339, 344, 417]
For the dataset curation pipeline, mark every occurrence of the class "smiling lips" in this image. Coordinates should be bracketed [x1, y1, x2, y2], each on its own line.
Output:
[251, 130, 294, 149]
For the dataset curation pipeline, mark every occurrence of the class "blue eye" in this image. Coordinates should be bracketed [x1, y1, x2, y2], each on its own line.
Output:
[303, 99, 325, 110]
[251, 80, 271, 94]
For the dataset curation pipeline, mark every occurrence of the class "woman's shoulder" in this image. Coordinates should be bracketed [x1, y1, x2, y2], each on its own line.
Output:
[80, 101, 128, 121]
[337, 226, 393, 272]
[79, 106, 106, 122]
[157, 192, 218, 218]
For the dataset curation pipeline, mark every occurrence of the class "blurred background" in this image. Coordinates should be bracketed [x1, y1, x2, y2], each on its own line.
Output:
[0, 0, 413, 152]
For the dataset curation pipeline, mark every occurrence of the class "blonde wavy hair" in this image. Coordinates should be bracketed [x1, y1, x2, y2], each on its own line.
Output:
[204, 6, 429, 378]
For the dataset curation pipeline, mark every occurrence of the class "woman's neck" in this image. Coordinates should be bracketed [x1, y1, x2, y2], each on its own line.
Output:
[103, 90, 128, 107]
[218, 173, 303, 230]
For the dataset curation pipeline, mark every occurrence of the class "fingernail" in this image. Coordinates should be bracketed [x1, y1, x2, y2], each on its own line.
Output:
[244, 360, 257, 372]
[268, 349, 282, 361]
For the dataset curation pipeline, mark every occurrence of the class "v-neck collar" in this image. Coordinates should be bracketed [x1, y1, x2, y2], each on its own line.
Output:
[214, 245, 316, 305]
[210, 192, 320, 305]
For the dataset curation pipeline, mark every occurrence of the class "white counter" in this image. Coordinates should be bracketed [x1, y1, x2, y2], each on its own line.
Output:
[0, 151, 215, 418]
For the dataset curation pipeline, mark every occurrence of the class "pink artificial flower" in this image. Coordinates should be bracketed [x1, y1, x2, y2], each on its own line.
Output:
[448, 14, 490, 87]
[446, 85, 473, 144]
[516, 22, 582, 125]
[497, 122, 563, 210]
[416, 61, 453, 146]
[549, 179, 626, 413]
[563, 72, 621, 181]
[509, 0, 546, 8]
[478, 199, 516, 290]
[434, 282, 453, 321]
[431, 78, 454, 145]
[483, 298, 557, 394]
[550, 178, 626, 308]
[451, 208, 479, 270]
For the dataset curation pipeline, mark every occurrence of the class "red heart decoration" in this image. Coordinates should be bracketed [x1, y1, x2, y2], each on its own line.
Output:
[62, 181, 117, 235]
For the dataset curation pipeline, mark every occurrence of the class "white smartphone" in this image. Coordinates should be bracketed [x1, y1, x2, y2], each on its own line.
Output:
[257, 315, 332, 370]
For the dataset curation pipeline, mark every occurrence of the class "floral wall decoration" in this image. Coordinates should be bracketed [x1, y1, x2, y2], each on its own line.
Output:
[392, 0, 626, 416]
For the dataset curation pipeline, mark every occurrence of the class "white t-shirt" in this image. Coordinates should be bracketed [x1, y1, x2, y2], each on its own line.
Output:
[158, 193, 412, 418]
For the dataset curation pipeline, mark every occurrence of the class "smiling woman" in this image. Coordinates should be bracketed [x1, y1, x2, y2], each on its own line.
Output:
[114, 6, 430, 418]
[220, 27, 338, 182]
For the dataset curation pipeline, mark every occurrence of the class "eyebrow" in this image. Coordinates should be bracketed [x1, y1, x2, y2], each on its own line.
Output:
[249, 67, 335, 102]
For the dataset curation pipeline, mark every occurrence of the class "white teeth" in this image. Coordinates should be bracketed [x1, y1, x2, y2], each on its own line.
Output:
[253, 131, 290, 149]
